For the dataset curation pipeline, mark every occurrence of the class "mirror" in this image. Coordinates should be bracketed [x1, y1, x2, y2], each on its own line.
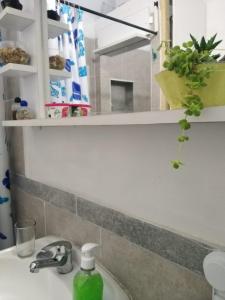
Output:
[47, 0, 225, 117]
[47, 0, 160, 116]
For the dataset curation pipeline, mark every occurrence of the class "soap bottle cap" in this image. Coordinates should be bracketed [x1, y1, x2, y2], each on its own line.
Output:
[81, 243, 99, 271]
[14, 97, 21, 103]
[20, 100, 28, 107]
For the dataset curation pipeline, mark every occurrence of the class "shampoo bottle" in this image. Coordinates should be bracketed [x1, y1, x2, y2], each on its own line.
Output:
[73, 243, 103, 300]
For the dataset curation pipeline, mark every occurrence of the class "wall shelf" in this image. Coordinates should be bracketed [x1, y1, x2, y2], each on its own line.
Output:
[0, 7, 34, 31]
[49, 69, 71, 80]
[0, 63, 36, 77]
[94, 34, 151, 56]
[48, 19, 70, 39]
[2, 106, 225, 127]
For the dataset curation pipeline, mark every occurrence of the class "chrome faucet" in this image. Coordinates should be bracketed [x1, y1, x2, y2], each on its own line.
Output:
[30, 240, 73, 274]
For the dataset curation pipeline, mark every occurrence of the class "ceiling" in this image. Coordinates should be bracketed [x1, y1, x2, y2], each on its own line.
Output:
[70, 0, 130, 13]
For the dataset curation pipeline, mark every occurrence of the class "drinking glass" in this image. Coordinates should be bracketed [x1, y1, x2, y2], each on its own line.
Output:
[15, 219, 36, 258]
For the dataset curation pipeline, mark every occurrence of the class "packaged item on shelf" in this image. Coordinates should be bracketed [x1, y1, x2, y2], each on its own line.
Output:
[71, 104, 91, 117]
[1, 0, 23, 10]
[47, 10, 60, 21]
[49, 55, 65, 70]
[16, 100, 34, 120]
[45, 104, 92, 119]
[11, 96, 21, 120]
[0, 41, 30, 65]
[46, 103, 71, 119]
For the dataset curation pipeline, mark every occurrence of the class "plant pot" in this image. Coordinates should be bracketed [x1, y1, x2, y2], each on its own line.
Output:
[1, 0, 23, 10]
[155, 63, 225, 109]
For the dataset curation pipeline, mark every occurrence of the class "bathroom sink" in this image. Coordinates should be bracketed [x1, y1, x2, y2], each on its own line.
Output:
[0, 236, 131, 300]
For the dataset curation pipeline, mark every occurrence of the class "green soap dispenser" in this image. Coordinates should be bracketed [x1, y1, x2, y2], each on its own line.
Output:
[73, 243, 103, 300]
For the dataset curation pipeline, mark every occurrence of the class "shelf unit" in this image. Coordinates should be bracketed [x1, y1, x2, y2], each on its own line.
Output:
[48, 19, 70, 39]
[0, 63, 36, 77]
[0, 7, 34, 31]
[0, 1, 72, 122]
[3, 106, 225, 127]
[0, 1, 46, 119]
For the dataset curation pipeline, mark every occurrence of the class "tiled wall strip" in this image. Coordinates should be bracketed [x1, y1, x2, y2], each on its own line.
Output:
[12, 174, 213, 275]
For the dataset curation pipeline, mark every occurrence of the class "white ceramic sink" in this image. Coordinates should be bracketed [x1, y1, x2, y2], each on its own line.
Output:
[0, 236, 131, 300]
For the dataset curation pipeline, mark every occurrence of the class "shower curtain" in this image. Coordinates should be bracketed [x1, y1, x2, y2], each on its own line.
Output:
[0, 85, 14, 250]
[50, 2, 90, 104]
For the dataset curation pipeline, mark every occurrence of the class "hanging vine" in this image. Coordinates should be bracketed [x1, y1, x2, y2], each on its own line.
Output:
[162, 35, 222, 169]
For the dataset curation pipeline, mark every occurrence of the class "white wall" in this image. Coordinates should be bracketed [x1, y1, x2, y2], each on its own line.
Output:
[24, 122, 225, 247]
[173, 0, 225, 51]
[173, 0, 206, 45]
[206, 0, 225, 56]
[95, 0, 154, 47]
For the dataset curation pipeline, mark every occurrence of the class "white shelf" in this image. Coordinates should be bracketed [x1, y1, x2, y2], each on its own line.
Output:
[49, 69, 71, 80]
[0, 63, 36, 77]
[48, 19, 70, 39]
[0, 7, 34, 31]
[2, 106, 225, 127]
[94, 34, 151, 56]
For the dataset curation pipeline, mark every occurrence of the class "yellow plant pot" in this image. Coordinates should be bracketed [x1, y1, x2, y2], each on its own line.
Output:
[155, 63, 225, 109]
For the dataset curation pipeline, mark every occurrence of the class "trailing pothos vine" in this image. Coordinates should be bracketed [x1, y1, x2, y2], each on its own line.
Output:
[162, 35, 222, 169]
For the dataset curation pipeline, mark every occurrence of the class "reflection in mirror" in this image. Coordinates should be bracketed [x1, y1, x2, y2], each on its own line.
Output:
[47, 0, 160, 116]
[47, 0, 225, 116]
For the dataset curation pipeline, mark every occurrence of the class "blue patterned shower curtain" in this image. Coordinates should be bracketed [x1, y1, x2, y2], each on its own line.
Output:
[50, 2, 90, 104]
[0, 92, 14, 250]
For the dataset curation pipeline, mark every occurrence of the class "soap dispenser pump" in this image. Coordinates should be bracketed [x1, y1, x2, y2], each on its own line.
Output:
[73, 243, 103, 300]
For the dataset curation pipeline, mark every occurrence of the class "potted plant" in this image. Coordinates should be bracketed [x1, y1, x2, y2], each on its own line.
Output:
[156, 35, 225, 169]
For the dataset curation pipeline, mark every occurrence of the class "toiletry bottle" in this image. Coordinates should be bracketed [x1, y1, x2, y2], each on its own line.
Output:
[16, 100, 34, 120]
[11, 97, 21, 120]
[73, 243, 103, 300]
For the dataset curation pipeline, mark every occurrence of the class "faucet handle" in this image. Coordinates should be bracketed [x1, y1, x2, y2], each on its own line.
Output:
[36, 249, 54, 260]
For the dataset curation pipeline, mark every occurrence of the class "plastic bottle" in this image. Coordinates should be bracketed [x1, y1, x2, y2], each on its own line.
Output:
[16, 100, 33, 120]
[73, 243, 103, 300]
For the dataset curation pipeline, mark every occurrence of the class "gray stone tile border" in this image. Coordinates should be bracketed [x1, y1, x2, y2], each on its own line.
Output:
[12, 174, 213, 275]
[12, 174, 76, 213]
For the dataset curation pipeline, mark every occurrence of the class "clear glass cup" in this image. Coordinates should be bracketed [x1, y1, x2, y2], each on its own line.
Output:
[15, 219, 36, 258]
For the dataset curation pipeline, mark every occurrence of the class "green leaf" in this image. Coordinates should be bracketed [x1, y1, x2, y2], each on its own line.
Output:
[171, 160, 184, 170]
[179, 119, 191, 130]
[213, 54, 221, 60]
[163, 61, 169, 68]
[206, 34, 217, 50]
[190, 34, 200, 51]
[200, 37, 207, 50]
[208, 34, 217, 45]
[211, 40, 222, 50]
[187, 41, 193, 48]
[193, 110, 201, 117]
[185, 109, 193, 116]
[178, 136, 189, 143]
